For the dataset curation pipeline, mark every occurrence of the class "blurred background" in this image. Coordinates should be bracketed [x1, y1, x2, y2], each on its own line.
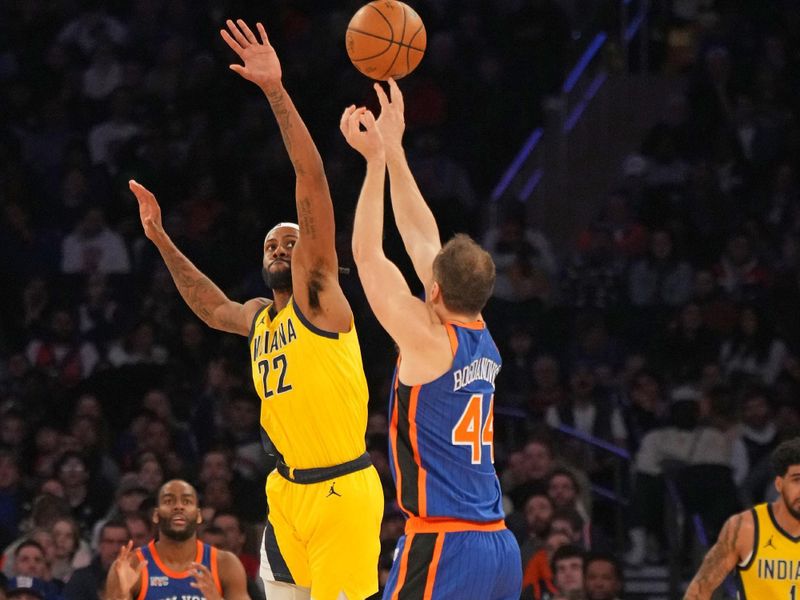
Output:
[1, 0, 800, 599]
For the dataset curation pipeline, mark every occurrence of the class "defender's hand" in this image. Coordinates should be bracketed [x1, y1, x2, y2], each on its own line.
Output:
[190, 561, 223, 600]
[220, 19, 281, 89]
[340, 105, 384, 162]
[374, 78, 405, 152]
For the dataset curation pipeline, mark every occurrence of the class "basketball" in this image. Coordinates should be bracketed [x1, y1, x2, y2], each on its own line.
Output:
[346, 1, 426, 81]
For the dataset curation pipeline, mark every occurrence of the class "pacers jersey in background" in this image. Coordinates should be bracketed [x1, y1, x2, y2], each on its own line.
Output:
[736, 503, 800, 600]
[248, 298, 369, 469]
[389, 320, 504, 522]
[135, 541, 220, 600]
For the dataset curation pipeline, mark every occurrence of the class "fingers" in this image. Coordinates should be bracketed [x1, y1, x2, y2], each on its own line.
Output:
[360, 109, 377, 129]
[225, 19, 250, 47]
[236, 19, 258, 44]
[340, 105, 357, 136]
[373, 82, 390, 111]
[219, 28, 243, 56]
[256, 22, 270, 45]
[129, 180, 153, 203]
[116, 539, 133, 561]
[387, 77, 404, 110]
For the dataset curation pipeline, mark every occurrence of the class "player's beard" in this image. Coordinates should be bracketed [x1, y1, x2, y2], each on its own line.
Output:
[263, 262, 292, 292]
[783, 489, 800, 521]
[160, 517, 198, 542]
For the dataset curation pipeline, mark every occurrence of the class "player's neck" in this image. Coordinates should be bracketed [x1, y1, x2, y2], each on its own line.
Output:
[772, 501, 800, 536]
[155, 535, 198, 566]
[272, 288, 291, 312]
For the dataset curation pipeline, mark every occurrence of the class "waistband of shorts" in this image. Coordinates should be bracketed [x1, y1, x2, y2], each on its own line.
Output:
[276, 452, 372, 484]
[405, 517, 507, 534]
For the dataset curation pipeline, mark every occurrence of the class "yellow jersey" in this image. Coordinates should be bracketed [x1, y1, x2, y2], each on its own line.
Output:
[248, 298, 369, 469]
[736, 502, 800, 599]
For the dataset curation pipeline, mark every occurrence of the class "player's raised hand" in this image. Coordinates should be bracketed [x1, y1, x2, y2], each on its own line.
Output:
[340, 105, 384, 162]
[111, 541, 146, 595]
[190, 561, 223, 600]
[220, 20, 281, 88]
[129, 180, 164, 241]
[374, 78, 405, 151]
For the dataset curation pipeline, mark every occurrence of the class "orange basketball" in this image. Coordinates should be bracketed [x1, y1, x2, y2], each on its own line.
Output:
[346, 1, 426, 81]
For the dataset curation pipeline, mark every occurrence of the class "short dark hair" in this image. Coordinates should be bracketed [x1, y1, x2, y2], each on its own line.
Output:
[100, 519, 130, 539]
[771, 437, 800, 477]
[432, 234, 495, 315]
[584, 550, 623, 581]
[551, 544, 584, 571]
[551, 507, 584, 533]
[15, 540, 44, 558]
[548, 468, 580, 492]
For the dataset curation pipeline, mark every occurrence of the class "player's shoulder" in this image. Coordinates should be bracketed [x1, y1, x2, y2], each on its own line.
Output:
[721, 508, 756, 556]
[215, 548, 246, 575]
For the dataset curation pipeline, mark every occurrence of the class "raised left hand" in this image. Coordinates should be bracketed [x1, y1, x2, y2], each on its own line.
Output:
[340, 105, 385, 162]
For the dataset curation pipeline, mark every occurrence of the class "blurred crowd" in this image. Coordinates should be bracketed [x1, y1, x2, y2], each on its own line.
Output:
[1, 0, 800, 599]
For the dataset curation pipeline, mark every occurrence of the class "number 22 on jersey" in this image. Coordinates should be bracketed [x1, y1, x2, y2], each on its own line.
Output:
[257, 353, 293, 398]
[451, 394, 494, 464]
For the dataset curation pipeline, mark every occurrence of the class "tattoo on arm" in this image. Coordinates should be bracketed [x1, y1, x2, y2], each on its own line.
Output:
[683, 514, 743, 600]
[161, 245, 229, 328]
[297, 195, 316, 240]
[265, 86, 305, 176]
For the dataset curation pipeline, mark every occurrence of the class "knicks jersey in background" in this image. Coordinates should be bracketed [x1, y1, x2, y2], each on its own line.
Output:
[248, 299, 369, 469]
[389, 320, 504, 522]
[737, 503, 800, 600]
[136, 541, 220, 600]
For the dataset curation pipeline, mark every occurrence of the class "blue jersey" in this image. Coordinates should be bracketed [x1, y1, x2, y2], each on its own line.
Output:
[388, 320, 504, 522]
[135, 540, 221, 600]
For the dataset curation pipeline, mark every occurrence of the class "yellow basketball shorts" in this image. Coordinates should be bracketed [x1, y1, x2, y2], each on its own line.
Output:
[260, 464, 384, 600]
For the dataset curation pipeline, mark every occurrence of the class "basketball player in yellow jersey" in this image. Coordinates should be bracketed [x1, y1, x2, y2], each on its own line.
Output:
[129, 18, 383, 600]
[684, 437, 800, 599]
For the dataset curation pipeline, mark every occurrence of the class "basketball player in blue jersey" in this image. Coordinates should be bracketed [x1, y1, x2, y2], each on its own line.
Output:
[684, 437, 800, 599]
[130, 18, 383, 600]
[341, 80, 522, 599]
[104, 479, 249, 600]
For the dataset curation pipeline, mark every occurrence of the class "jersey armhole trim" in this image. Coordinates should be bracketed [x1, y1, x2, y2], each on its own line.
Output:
[135, 548, 148, 600]
[247, 303, 271, 343]
[738, 508, 758, 570]
[210, 545, 222, 592]
[292, 298, 339, 339]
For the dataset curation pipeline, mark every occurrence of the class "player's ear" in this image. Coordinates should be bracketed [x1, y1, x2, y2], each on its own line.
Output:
[775, 475, 783, 494]
[152, 508, 159, 525]
[429, 281, 440, 303]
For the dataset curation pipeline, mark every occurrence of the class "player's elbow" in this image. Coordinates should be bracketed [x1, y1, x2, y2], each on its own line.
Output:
[351, 240, 381, 265]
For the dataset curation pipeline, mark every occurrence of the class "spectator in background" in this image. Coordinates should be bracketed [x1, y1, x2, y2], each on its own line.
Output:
[529, 354, 567, 419]
[651, 301, 720, 386]
[0, 450, 26, 550]
[122, 512, 153, 549]
[521, 529, 571, 600]
[691, 268, 739, 336]
[713, 231, 771, 302]
[75, 274, 119, 346]
[562, 224, 626, 310]
[60, 207, 130, 276]
[627, 386, 739, 565]
[106, 320, 169, 368]
[628, 228, 693, 309]
[738, 386, 780, 504]
[53, 452, 109, 534]
[621, 369, 667, 452]
[718, 305, 789, 386]
[550, 544, 586, 599]
[583, 552, 624, 600]
[63, 520, 129, 600]
[48, 517, 90, 582]
[210, 512, 259, 578]
[507, 436, 557, 510]
[25, 309, 99, 388]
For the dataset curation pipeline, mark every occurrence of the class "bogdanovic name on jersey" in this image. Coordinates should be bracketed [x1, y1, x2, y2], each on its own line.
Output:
[757, 558, 800, 580]
[252, 318, 297, 360]
[453, 357, 500, 391]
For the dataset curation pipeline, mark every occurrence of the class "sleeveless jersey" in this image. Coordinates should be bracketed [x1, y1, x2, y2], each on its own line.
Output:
[249, 299, 369, 469]
[388, 320, 504, 522]
[736, 503, 800, 599]
[135, 541, 220, 600]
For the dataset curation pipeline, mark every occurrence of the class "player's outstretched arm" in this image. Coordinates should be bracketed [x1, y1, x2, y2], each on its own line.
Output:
[683, 511, 752, 600]
[221, 19, 348, 326]
[130, 180, 266, 336]
[375, 78, 441, 287]
[342, 106, 431, 352]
